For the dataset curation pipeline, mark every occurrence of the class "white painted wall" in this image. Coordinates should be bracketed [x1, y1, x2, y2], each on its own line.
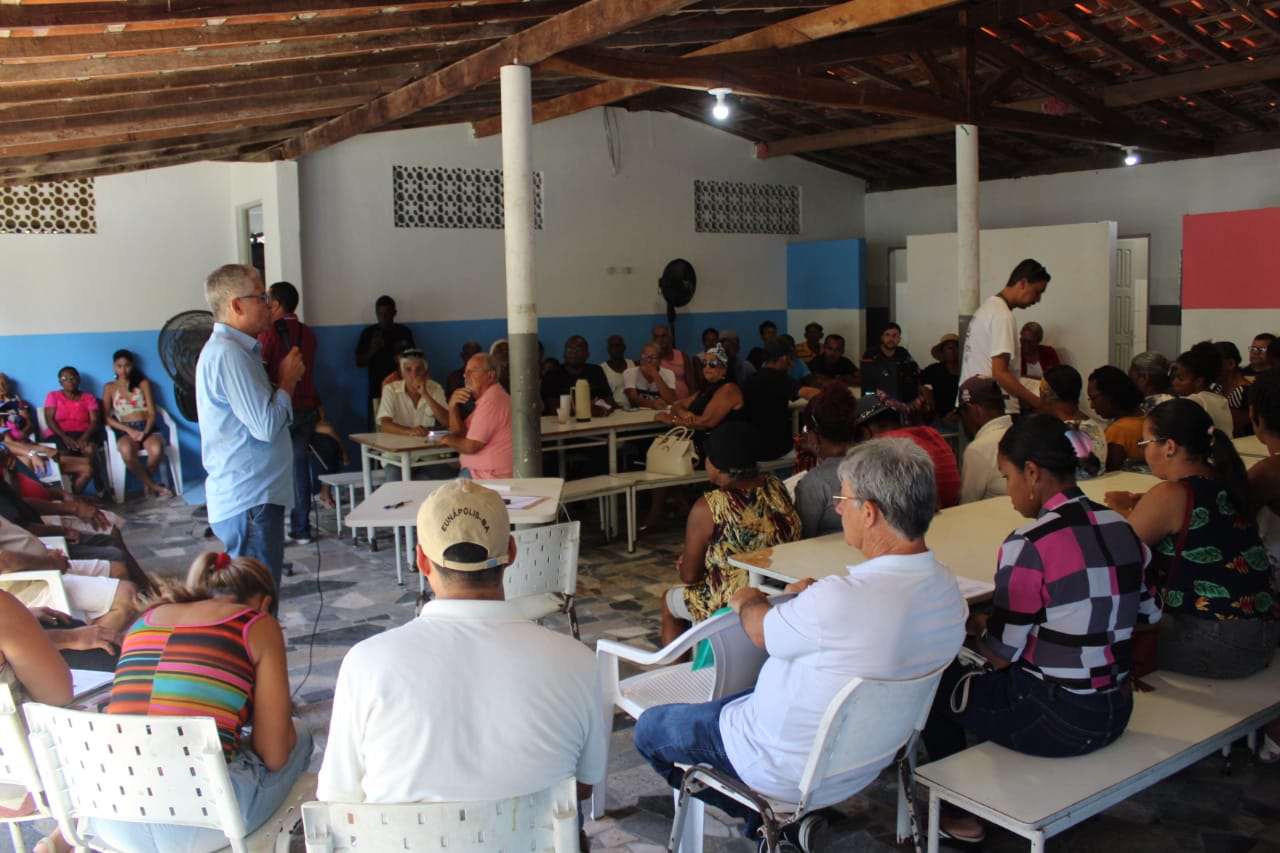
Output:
[1184, 309, 1280, 351]
[3, 161, 302, 335]
[298, 108, 865, 327]
[864, 148, 1280, 354]
[906, 221, 1117, 375]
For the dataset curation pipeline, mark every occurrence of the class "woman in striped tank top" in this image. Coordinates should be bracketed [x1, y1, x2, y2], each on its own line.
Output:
[47, 552, 313, 853]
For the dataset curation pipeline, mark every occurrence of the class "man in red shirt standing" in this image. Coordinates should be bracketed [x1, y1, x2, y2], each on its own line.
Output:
[259, 281, 320, 545]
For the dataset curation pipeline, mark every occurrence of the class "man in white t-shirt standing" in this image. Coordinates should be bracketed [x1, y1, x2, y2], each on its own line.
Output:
[959, 259, 1051, 412]
[634, 438, 966, 848]
[318, 479, 606, 808]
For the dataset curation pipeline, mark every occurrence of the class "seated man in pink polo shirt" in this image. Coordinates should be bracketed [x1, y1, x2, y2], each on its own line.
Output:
[441, 354, 513, 479]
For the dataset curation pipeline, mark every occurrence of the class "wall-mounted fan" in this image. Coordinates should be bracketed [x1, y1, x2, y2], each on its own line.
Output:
[658, 258, 696, 341]
[158, 310, 214, 421]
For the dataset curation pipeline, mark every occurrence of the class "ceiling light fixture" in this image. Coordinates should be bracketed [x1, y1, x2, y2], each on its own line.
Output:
[709, 87, 732, 121]
[1123, 146, 1140, 166]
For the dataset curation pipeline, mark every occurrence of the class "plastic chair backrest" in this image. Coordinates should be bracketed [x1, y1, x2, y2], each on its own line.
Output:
[794, 664, 948, 813]
[705, 613, 769, 698]
[301, 776, 579, 853]
[0, 684, 43, 808]
[23, 704, 248, 850]
[505, 521, 580, 599]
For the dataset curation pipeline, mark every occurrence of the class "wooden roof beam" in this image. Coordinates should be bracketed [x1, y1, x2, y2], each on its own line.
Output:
[257, 0, 705, 161]
[471, 0, 968, 137]
[0, 28, 507, 87]
[0, 101, 360, 160]
[538, 51, 965, 119]
[0, 0, 521, 32]
[0, 3, 574, 62]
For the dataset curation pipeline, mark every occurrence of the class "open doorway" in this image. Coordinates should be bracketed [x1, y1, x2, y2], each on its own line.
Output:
[240, 203, 264, 281]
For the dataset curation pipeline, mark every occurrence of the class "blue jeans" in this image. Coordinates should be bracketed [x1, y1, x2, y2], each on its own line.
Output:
[211, 503, 286, 593]
[88, 721, 313, 853]
[922, 661, 1133, 763]
[288, 407, 317, 539]
[634, 691, 758, 828]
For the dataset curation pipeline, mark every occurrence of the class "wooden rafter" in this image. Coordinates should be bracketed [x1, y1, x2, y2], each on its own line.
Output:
[255, 0, 706, 160]
[470, 0, 968, 137]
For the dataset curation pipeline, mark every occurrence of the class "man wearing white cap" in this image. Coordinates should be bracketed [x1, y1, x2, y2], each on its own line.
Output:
[317, 478, 606, 807]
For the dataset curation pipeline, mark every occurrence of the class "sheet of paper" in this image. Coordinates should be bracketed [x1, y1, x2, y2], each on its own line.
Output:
[70, 668, 114, 700]
[956, 576, 995, 600]
[502, 494, 545, 510]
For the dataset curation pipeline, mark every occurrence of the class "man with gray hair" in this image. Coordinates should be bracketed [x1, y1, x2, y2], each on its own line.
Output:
[318, 478, 606, 807]
[1127, 351, 1173, 413]
[197, 264, 303, 590]
[635, 437, 966, 848]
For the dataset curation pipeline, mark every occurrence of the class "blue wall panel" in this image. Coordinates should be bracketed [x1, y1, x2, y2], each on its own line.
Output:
[0, 307, 794, 495]
[786, 238, 866, 310]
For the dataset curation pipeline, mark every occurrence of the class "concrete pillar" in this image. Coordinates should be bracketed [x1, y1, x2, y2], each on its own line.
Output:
[501, 64, 540, 477]
[956, 124, 980, 330]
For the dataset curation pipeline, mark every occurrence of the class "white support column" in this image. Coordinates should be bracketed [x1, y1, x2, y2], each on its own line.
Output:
[956, 124, 980, 331]
[501, 64, 540, 477]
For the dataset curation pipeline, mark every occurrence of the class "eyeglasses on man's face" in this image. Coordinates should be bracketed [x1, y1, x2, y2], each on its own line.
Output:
[234, 292, 271, 305]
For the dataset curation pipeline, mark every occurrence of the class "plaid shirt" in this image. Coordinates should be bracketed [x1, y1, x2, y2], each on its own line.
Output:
[983, 487, 1161, 692]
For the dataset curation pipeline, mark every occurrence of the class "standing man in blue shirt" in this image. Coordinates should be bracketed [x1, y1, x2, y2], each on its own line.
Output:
[197, 264, 304, 591]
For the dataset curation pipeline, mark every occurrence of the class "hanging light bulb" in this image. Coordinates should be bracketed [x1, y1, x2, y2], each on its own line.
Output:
[709, 88, 732, 121]
[1123, 146, 1140, 166]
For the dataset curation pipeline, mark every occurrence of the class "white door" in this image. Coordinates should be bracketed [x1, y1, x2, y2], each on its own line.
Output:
[1112, 236, 1150, 366]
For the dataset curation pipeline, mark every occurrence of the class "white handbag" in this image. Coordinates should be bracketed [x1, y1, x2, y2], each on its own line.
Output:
[646, 427, 699, 476]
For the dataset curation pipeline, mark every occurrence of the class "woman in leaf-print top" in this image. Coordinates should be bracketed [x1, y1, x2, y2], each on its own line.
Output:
[1106, 399, 1279, 678]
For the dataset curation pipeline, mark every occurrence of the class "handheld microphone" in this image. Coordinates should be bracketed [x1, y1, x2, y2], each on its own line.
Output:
[274, 319, 292, 352]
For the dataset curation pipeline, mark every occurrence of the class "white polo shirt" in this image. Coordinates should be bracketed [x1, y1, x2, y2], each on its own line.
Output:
[718, 551, 965, 802]
[317, 599, 606, 804]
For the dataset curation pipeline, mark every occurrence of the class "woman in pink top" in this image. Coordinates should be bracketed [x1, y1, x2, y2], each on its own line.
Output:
[42, 366, 102, 494]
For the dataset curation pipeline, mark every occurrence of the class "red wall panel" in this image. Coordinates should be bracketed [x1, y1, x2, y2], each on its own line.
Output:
[1183, 207, 1280, 309]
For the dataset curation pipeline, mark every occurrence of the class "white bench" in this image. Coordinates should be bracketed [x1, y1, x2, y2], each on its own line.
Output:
[318, 469, 386, 543]
[916, 664, 1280, 852]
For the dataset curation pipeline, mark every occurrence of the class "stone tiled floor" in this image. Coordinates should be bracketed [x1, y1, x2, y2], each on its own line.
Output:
[11, 492, 1280, 852]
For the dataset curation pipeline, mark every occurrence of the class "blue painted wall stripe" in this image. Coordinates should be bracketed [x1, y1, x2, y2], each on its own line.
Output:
[0, 308, 825, 490]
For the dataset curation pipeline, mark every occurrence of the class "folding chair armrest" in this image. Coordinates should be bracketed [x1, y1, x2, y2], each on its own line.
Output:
[678, 764, 782, 826]
[596, 610, 743, 667]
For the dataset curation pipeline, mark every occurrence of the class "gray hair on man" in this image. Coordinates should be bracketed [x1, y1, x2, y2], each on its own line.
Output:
[205, 264, 260, 319]
[837, 437, 936, 541]
[1129, 351, 1170, 379]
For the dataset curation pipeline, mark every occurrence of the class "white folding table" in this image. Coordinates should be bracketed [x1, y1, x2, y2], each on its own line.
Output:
[729, 470, 1159, 591]
[345, 477, 564, 585]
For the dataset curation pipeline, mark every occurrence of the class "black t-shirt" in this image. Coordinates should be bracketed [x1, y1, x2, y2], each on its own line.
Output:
[807, 355, 858, 381]
[355, 323, 416, 399]
[860, 347, 919, 402]
[743, 367, 801, 460]
[541, 363, 613, 409]
[921, 362, 960, 417]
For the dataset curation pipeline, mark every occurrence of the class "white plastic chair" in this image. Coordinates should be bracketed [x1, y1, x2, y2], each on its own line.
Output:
[668, 663, 950, 853]
[505, 521, 581, 639]
[592, 608, 771, 851]
[300, 776, 579, 852]
[23, 703, 311, 853]
[104, 408, 183, 503]
[0, 570, 71, 614]
[0, 684, 52, 853]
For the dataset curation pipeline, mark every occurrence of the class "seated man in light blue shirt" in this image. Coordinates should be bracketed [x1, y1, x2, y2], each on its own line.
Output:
[196, 264, 304, 591]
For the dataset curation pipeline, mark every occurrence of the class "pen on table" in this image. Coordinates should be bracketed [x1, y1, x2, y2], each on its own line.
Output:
[382, 500, 409, 509]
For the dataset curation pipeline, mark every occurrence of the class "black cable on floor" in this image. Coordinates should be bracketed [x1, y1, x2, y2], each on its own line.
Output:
[289, 496, 325, 702]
